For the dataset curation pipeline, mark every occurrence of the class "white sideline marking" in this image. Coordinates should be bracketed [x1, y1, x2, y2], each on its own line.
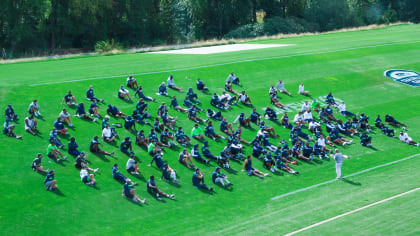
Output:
[284, 187, 420, 236]
[217, 153, 420, 234]
[28, 40, 420, 87]
[271, 153, 420, 201]
[149, 44, 293, 54]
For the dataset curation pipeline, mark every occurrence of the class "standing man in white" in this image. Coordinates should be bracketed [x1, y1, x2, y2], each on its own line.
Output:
[333, 149, 348, 179]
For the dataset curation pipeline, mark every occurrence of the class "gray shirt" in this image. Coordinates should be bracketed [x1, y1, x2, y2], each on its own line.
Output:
[334, 153, 344, 164]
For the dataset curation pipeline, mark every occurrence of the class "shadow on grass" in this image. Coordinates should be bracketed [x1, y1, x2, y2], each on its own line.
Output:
[224, 168, 238, 175]
[91, 152, 111, 162]
[340, 178, 362, 186]
[51, 188, 65, 197]
[197, 186, 216, 195]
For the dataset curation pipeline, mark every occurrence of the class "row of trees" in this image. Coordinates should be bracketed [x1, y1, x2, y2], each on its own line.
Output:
[0, 0, 419, 57]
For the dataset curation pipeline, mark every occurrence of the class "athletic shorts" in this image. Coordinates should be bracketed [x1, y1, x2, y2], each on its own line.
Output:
[127, 166, 135, 172]
[45, 180, 54, 188]
[47, 152, 53, 158]
[82, 175, 90, 183]
[125, 193, 134, 199]
[247, 169, 254, 176]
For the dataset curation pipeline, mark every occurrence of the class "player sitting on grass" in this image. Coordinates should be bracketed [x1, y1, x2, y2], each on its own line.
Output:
[107, 104, 126, 118]
[136, 130, 149, 147]
[227, 72, 240, 85]
[160, 128, 177, 147]
[75, 103, 97, 121]
[202, 141, 218, 160]
[259, 121, 277, 137]
[313, 141, 329, 159]
[118, 85, 131, 101]
[192, 144, 210, 164]
[210, 93, 227, 109]
[212, 167, 233, 188]
[80, 165, 96, 187]
[263, 152, 278, 173]
[298, 82, 309, 95]
[191, 123, 204, 140]
[75, 152, 98, 172]
[221, 91, 237, 105]
[360, 132, 372, 147]
[276, 80, 291, 96]
[32, 154, 48, 173]
[233, 112, 251, 127]
[59, 108, 73, 127]
[24, 115, 38, 136]
[134, 85, 155, 101]
[238, 91, 253, 106]
[302, 142, 314, 160]
[275, 157, 299, 174]
[281, 112, 293, 129]
[176, 127, 190, 147]
[3, 120, 21, 139]
[269, 85, 276, 95]
[270, 91, 286, 108]
[188, 105, 207, 123]
[162, 163, 178, 183]
[242, 155, 269, 178]
[292, 141, 311, 162]
[54, 117, 69, 135]
[113, 164, 132, 183]
[102, 124, 117, 142]
[49, 128, 64, 149]
[44, 170, 58, 191]
[5, 104, 18, 121]
[207, 108, 223, 121]
[220, 118, 234, 135]
[303, 109, 313, 123]
[124, 116, 136, 132]
[88, 99, 101, 117]
[62, 91, 78, 106]
[28, 100, 41, 117]
[90, 136, 115, 156]
[385, 114, 407, 127]
[123, 179, 146, 203]
[311, 99, 321, 112]
[167, 75, 183, 92]
[158, 82, 169, 95]
[301, 101, 310, 113]
[338, 102, 354, 117]
[161, 110, 176, 129]
[196, 78, 208, 91]
[179, 149, 195, 168]
[187, 87, 200, 104]
[328, 128, 353, 146]
[205, 121, 225, 140]
[399, 131, 419, 146]
[359, 113, 372, 132]
[250, 108, 261, 124]
[47, 141, 67, 162]
[193, 168, 213, 191]
[325, 92, 337, 106]
[126, 155, 139, 175]
[325, 105, 338, 121]
[148, 152, 165, 169]
[68, 137, 81, 156]
[126, 75, 138, 89]
[86, 85, 104, 102]
[147, 175, 175, 200]
[121, 137, 134, 156]
[225, 81, 239, 95]
[170, 95, 187, 112]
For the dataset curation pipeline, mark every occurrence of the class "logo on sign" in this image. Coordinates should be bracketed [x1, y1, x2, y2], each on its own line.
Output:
[384, 69, 420, 87]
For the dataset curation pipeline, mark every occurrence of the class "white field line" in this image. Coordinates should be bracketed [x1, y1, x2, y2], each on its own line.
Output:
[216, 153, 420, 234]
[271, 153, 420, 201]
[28, 40, 420, 87]
[284, 187, 420, 236]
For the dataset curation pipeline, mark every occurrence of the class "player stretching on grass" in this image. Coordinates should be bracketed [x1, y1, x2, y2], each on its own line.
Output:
[123, 179, 146, 203]
[147, 175, 175, 200]
[90, 136, 115, 156]
[32, 154, 48, 173]
[276, 80, 291, 96]
[399, 131, 419, 146]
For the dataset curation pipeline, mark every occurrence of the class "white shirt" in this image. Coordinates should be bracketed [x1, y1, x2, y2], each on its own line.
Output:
[25, 117, 34, 129]
[126, 158, 136, 169]
[119, 88, 129, 95]
[309, 121, 320, 130]
[299, 84, 305, 94]
[269, 87, 276, 94]
[399, 133, 411, 143]
[227, 74, 236, 82]
[338, 103, 346, 113]
[317, 138, 326, 147]
[276, 82, 285, 91]
[303, 111, 313, 120]
[293, 114, 303, 123]
[301, 103, 309, 112]
[239, 94, 247, 102]
[102, 127, 112, 138]
[59, 111, 70, 118]
[167, 78, 175, 86]
[80, 169, 88, 179]
[221, 93, 232, 101]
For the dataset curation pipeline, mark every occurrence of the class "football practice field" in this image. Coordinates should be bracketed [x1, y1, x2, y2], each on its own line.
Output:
[0, 24, 419, 235]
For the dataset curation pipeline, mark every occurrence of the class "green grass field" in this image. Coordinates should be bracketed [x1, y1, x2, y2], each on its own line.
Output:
[0, 24, 419, 235]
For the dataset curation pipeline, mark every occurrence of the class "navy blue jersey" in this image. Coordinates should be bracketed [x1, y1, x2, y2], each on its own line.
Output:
[44, 173, 54, 183]
[54, 120, 64, 130]
[86, 88, 94, 99]
[192, 172, 201, 186]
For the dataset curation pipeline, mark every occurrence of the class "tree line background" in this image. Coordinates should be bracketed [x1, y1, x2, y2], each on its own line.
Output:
[0, 0, 419, 58]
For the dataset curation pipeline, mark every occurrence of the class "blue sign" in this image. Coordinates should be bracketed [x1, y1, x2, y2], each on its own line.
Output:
[384, 69, 420, 87]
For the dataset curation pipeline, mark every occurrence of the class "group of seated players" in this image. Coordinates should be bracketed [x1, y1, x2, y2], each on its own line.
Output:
[4, 72, 419, 204]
